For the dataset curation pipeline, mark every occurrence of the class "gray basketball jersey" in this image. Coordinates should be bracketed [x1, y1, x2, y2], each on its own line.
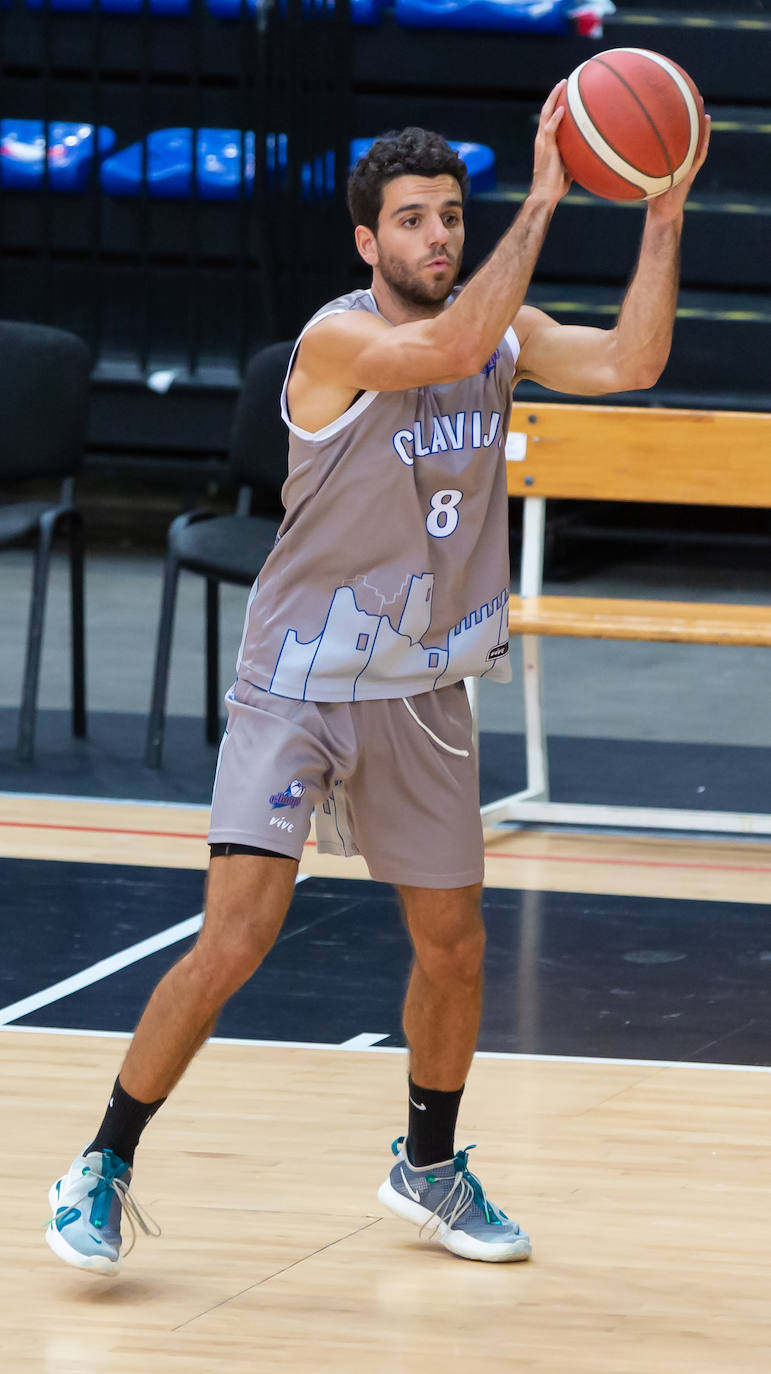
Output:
[236, 287, 518, 702]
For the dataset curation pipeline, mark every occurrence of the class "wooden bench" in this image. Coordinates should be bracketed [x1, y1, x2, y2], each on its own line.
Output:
[479, 403, 771, 837]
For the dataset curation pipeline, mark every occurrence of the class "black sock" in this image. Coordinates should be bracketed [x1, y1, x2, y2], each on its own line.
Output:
[406, 1075, 464, 1167]
[85, 1076, 166, 1168]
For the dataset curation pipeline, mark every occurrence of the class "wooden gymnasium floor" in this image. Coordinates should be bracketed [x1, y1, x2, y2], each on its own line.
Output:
[1, 792, 770, 1373]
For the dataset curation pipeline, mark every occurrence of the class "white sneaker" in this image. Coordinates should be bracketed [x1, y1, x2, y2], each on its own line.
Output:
[46, 1148, 159, 1277]
[378, 1137, 532, 1262]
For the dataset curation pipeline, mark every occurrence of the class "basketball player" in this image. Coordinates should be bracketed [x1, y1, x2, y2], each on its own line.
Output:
[46, 83, 710, 1273]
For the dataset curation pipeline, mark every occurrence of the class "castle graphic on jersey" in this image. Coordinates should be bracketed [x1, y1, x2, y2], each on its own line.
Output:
[268, 574, 509, 700]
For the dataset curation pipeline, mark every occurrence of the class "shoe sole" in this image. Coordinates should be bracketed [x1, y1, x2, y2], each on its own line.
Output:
[46, 1181, 121, 1277]
[377, 1178, 532, 1262]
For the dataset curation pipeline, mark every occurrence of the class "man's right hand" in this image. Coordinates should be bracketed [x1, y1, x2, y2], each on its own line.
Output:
[530, 80, 572, 208]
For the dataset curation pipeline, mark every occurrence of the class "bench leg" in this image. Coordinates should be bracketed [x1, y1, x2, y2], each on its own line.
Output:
[480, 634, 549, 829]
[205, 578, 221, 745]
[69, 512, 86, 739]
[521, 633, 549, 802]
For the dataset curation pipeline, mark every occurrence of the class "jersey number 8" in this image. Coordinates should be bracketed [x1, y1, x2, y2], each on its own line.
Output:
[427, 489, 463, 538]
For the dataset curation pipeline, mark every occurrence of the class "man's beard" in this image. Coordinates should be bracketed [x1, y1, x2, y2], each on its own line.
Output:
[377, 249, 462, 312]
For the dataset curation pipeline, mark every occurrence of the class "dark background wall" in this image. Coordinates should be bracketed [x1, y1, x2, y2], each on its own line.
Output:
[1, 0, 769, 544]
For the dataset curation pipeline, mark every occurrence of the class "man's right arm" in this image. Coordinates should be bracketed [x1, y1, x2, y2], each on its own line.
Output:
[298, 83, 571, 398]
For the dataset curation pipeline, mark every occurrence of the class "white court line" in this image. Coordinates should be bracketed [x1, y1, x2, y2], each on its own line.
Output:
[1, 1023, 770, 1074]
[0, 873, 311, 1028]
[0, 914, 204, 1027]
[339, 1032, 390, 1049]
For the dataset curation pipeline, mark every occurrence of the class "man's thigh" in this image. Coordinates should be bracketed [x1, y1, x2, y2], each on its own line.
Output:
[198, 851, 299, 961]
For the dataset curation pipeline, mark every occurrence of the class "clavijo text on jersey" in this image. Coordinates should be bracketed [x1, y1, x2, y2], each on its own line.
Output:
[392, 411, 503, 466]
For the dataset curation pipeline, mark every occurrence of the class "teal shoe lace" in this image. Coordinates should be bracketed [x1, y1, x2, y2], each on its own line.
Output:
[87, 1149, 129, 1229]
[85, 1150, 161, 1255]
[390, 1137, 510, 1234]
[450, 1146, 509, 1226]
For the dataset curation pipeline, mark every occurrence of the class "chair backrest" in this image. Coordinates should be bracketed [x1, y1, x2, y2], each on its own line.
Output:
[505, 403, 771, 509]
[0, 321, 92, 484]
[229, 339, 296, 502]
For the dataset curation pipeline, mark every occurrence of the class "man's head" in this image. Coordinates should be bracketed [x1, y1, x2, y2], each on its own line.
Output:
[347, 128, 470, 313]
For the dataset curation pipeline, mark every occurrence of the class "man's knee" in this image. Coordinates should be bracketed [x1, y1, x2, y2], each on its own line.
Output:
[181, 928, 257, 1005]
[411, 914, 486, 986]
[189, 854, 296, 1005]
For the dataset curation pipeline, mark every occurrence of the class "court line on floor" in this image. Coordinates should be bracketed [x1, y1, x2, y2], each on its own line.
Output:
[0, 819, 210, 842]
[340, 1032, 390, 1049]
[0, 790, 210, 811]
[2, 815, 771, 875]
[482, 849, 771, 874]
[0, 913, 204, 1027]
[2, 1022, 769, 1075]
[0, 873, 311, 1028]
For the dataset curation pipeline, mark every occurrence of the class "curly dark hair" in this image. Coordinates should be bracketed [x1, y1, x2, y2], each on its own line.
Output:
[347, 128, 470, 233]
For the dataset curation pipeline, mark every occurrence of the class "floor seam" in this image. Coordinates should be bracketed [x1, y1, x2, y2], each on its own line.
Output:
[169, 1216, 383, 1333]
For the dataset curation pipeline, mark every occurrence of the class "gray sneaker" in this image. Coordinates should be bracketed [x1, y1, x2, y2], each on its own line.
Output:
[46, 1148, 159, 1276]
[377, 1136, 532, 1262]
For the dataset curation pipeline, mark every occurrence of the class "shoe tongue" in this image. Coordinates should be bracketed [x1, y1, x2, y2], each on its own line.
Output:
[424, 1159, 456, 1178]
[82, 1148, 131, 1182]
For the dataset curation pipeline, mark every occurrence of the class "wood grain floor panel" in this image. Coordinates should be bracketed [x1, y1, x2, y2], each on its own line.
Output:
[3, 1033, 769, 1373]
[2, 793, 771, 901]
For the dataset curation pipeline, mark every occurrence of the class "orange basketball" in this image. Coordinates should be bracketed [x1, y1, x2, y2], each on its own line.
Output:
[556, 47, 705, 201]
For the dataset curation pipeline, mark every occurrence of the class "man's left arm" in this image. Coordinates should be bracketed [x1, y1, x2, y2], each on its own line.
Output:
[514, 117, 711, 397]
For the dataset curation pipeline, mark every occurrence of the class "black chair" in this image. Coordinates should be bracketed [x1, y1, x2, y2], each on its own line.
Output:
[144, 339, 295, 768]
[0, 321, 91, 761]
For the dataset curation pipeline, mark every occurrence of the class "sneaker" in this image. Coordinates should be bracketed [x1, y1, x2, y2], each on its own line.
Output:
[45, 1148, 159, 1276]
[377, 1137, 531, 1263]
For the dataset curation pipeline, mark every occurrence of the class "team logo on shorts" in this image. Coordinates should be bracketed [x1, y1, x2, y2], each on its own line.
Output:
[269, 779, 306, 809]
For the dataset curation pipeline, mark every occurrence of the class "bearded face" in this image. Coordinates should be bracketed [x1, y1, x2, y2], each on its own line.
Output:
[374, 240, 463, 312]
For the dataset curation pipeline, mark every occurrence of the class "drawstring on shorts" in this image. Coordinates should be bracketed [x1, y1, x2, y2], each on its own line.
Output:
[401, 697, 470, 758]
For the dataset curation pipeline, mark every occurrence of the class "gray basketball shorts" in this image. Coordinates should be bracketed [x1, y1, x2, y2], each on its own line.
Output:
[208, 676, 484, 889]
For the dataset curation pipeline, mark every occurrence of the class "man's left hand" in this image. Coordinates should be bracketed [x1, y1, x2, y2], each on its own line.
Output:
[646, 115, 711, 223]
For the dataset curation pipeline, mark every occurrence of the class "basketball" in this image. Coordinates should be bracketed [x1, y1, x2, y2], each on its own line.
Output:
[556, 48, 706, 201]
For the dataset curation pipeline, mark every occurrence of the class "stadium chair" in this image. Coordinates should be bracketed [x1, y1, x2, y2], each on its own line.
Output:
[0, 322, 91, 761]
[144, 340, 294, 769]
[0, 120, 116, 193]
[24, 0, 190, 13]
[394, 0, 572, 31]
[100, 128, 333, 202]
[101, 129, 496, 199]
[208, 0, 383, 20]
[352, 136, 496, 192]
[101, 129, 256, 200]
[23, 0, 382, 16]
